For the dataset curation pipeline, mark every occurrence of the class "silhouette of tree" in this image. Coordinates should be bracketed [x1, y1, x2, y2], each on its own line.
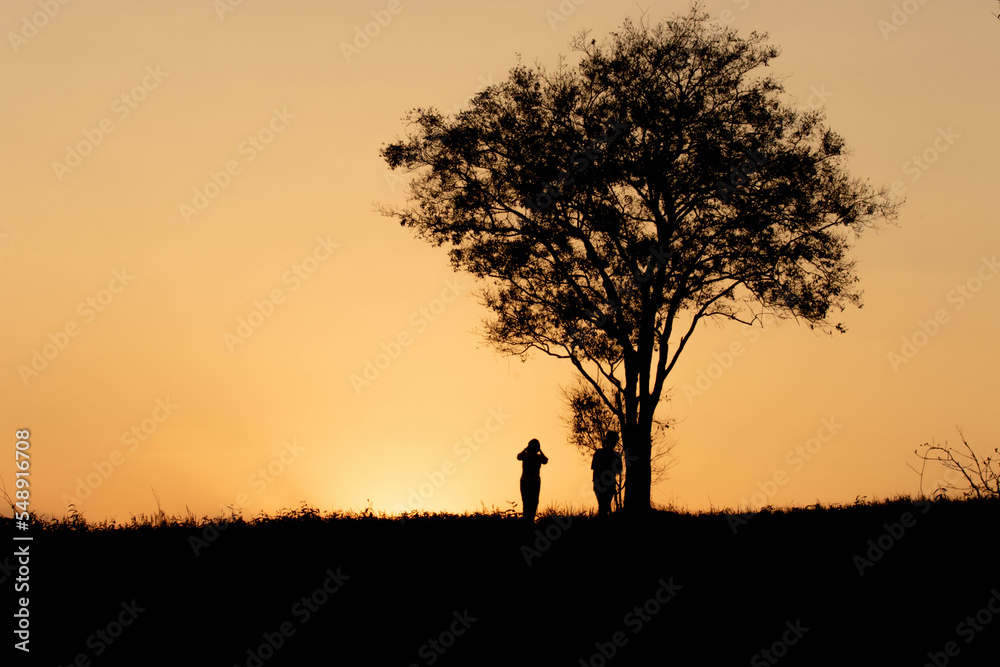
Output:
[380, 7, 900, 513]
[560, 377, 675, 512]
[910, 429, 999, 500]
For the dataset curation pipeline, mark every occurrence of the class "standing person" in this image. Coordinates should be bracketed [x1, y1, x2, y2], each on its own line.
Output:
[592, 431, 621, 517]
[517, 439, 548, 522]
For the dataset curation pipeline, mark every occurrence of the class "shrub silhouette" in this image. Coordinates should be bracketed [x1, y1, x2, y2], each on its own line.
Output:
[910, 428, 999, 499]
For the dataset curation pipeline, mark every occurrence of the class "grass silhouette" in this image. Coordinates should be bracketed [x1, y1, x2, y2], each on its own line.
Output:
[7, 495, 998, 665]
[24, 492, 983, 531]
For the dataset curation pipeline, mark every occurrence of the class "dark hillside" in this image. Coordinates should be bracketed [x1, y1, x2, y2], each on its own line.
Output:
[8, 498, 999, 666]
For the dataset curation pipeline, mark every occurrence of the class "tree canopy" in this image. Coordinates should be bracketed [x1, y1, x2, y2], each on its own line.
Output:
[380, 7, 900, 513]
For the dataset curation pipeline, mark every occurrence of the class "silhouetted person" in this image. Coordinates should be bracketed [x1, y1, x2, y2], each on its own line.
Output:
[517, 439, 548, 522]
[592, 430, 621, 517]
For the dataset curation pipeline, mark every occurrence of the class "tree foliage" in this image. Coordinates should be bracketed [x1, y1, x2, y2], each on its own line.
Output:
[380, 7, 900, 512]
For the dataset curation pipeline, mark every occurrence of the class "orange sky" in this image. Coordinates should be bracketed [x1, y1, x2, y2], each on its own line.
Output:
[3, 0, 998, 522]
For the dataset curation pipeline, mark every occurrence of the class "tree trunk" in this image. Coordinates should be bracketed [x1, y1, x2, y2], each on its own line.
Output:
[622, 415, 653, 514]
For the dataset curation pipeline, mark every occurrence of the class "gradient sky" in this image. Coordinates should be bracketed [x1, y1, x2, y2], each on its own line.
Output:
[3, 0, 998, 522]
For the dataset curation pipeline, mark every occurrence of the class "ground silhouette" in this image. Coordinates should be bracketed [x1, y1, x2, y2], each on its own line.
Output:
[12, 497, 1000, 665]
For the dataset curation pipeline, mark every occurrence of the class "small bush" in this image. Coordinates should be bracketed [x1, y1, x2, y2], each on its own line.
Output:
[910, 429, 999, 500]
